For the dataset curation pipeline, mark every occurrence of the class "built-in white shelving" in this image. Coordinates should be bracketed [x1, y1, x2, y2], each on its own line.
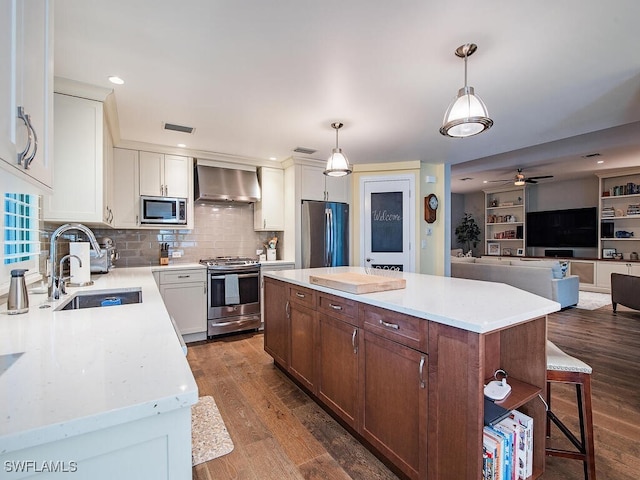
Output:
[483, 185, 526, 256]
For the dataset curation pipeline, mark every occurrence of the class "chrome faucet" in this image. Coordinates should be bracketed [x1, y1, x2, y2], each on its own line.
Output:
[48, 223, 103, 301]
[58, 254, 81, 296]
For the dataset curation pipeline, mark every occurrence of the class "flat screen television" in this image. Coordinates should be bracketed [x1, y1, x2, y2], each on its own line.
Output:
[526, 207, 597, 248]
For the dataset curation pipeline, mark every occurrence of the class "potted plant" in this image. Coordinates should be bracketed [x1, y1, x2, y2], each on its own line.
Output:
[455, 213, 481, 255]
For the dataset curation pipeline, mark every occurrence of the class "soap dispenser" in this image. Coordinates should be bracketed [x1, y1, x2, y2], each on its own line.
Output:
[7, 269, 29, 315]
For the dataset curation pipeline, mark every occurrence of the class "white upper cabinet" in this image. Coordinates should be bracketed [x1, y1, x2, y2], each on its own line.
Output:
[112, 148, 140, 228]
[139, 151, 189, 199]
[44, 93, 113, 225]
[300, 164, 350, 203]
[0, 0, 53, 191]
[254, 166, 284, 231]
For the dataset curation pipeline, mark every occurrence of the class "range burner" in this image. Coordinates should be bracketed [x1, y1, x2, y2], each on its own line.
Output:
[199, 256, 260, 270]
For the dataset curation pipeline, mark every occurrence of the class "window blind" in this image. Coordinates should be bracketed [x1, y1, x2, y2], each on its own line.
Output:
[4, 193, 40, 264]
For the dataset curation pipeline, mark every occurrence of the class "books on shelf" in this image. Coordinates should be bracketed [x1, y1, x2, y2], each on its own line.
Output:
[483, 408, 534, 480]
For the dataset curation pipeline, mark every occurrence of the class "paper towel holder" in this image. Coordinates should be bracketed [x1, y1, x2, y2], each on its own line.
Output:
[67, 242, 94, 287]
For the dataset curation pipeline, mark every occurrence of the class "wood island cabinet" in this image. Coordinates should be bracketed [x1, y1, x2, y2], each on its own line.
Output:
[263, 275, 547, 480]
[362, 330, 427, 479]
[263, 278, 289, 367]
[317, 292, 360, 430]
[288, 285, 316, 392]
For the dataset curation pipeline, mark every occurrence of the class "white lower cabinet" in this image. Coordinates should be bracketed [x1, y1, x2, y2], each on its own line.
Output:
[0, 407, 192, 480]
[158, 268, 207, 341]
[596, 261, 639, 289]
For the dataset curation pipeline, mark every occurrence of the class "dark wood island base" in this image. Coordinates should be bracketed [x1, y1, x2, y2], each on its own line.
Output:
[264, 274, 550, 480]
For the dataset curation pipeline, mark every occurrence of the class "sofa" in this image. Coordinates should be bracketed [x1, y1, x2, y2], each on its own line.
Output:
[611, 273, 640, 312]
[451, 257, 579, 308]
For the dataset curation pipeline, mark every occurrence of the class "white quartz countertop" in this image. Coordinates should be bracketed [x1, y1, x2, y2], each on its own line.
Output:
[0, 267, 199, 454]
[265, 266, 561, 334]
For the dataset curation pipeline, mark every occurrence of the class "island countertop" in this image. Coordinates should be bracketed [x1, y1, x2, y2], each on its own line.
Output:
[264, 266, 561, 333]
[0, 266, 199, 455]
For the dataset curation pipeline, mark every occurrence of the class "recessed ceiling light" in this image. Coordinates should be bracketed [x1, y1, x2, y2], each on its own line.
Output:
[108, 76, 124, 85]
[177, 143, 186, 148]
[269, 157, 277, 161]
[597, 160, 604, 164]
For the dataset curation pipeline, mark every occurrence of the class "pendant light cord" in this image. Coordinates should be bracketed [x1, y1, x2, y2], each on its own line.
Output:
[463, 45, 469, 88]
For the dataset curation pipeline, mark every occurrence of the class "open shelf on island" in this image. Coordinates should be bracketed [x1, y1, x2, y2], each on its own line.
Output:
[486, 376, 542, 411]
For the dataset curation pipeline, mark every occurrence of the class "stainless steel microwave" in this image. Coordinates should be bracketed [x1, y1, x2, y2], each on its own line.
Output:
[140, 196, 187, 225]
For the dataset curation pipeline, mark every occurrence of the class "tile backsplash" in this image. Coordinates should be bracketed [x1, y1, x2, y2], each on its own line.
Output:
[43, 202, 283, 268]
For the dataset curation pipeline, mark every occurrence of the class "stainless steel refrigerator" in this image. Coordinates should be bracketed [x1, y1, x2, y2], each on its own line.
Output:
[301, 200, 349, 268]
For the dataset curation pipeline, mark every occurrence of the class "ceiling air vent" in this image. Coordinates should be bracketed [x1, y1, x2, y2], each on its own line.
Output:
[163, 122, 195, 134]
[293, 146, 317, 155]
[460, 177, 474, 181]
[582, 152, 601, 158]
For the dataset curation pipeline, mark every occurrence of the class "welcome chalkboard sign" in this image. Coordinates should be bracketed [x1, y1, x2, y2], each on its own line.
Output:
[371, 192, 403, 252]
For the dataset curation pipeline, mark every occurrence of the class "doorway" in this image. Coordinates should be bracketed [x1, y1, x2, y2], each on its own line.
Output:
[360, 175, 415, 272]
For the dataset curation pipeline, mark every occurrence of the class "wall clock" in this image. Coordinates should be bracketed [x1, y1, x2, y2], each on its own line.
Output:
[425, 194, 438, 223]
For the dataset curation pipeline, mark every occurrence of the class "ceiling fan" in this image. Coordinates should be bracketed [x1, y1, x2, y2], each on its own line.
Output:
[514, 168, 553, 185]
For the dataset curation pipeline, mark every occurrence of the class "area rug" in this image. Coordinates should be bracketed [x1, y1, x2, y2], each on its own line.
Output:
[191, 395, 234, 466]
[575, 291, 612, 310]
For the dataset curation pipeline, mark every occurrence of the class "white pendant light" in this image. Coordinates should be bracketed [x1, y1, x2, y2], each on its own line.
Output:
[324, 122, 352, 177]
[440, 43, 493, 138]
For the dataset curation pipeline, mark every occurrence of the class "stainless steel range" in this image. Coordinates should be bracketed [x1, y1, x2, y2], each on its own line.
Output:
[199, 256, 261, 337]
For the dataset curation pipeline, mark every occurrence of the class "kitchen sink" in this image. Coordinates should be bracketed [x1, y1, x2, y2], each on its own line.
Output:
[56, 288, 142, 311]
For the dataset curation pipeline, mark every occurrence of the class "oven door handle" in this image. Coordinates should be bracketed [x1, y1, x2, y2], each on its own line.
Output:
[209, 273, 259, 280]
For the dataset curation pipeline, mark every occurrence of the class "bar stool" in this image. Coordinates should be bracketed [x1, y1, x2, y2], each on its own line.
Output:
[546, 340, 596, 480]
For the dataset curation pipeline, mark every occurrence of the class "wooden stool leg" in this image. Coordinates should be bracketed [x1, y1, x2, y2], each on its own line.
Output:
[545, 371, 596, 480]
[580, 374, 596, 480]
[546, 380, 552, 438]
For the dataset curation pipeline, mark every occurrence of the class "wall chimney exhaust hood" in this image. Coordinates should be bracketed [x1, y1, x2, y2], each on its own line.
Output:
[194, 161, 261, 203]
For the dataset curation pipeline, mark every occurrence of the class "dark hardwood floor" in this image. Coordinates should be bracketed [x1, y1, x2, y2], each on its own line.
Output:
[188, 303, 640, 480]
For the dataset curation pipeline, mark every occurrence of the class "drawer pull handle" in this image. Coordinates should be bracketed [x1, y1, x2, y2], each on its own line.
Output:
[296, 292, 305, 298]
[351, 328, 358, 354]
[419, 356, 426, 389]
[329, 303, 343, 311]
[379, 319, 399, 330]
[177, 275, 190, 278]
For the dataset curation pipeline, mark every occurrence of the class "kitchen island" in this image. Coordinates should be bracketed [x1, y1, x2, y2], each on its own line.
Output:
[263, 266, 560, 480]
[0, 266, 199, 479]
